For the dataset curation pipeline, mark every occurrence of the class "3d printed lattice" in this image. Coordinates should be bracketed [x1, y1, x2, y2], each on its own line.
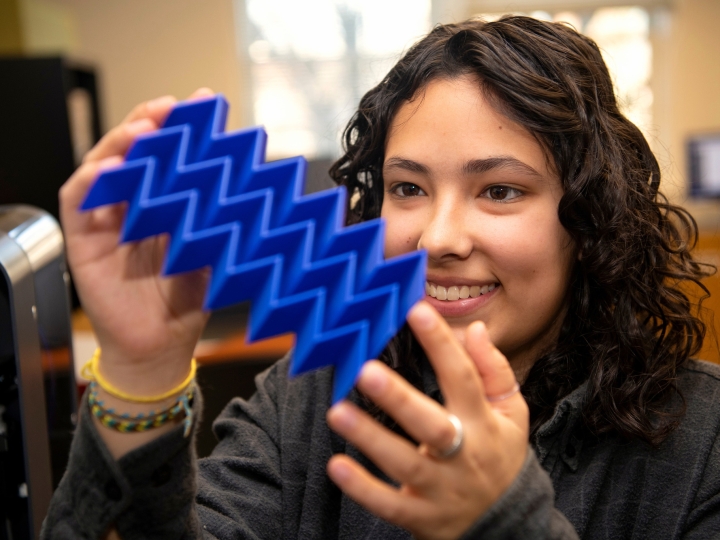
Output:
[81, 95, 427, 403]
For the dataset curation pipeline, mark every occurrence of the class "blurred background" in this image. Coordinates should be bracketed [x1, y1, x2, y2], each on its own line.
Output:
[0, 0, 718, 489]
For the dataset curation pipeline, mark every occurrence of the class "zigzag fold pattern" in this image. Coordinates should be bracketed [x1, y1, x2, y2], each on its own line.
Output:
[81, 95, 427, 403]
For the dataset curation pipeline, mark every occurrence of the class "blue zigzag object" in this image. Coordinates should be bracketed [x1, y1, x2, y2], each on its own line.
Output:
[81, 94, 427, 403]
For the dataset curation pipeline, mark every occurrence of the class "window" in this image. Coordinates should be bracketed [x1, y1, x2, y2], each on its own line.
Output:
[239, 0, 431, 160]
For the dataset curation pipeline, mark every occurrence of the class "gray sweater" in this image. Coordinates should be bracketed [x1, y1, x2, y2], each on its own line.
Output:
[42, 357, 720, 539]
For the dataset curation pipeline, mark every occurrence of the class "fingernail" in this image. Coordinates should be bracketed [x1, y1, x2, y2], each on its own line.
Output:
[470, 320, 486, 336]
[360, 362, 387, 396]
[410, 302, 436, 330]
[190, 87, 214, 99]
[98, 157, 122, 170]
[147, 95, 175, 112]
[126, 118, 154, 134]
[329, 460, 351, 483]
[328, 402, 357, 430]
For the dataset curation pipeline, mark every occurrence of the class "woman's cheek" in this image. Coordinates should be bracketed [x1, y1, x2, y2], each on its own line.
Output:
[485, 218, 570, 304]
[383, 209, 423, 257]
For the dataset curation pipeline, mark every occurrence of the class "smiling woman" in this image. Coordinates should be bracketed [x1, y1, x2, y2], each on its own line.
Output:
[331, 17, 715, 447]
[44, 15, 719, 540]
[381, 77, 575, 376]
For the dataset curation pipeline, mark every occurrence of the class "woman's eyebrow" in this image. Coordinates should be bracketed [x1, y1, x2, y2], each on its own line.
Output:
[383, 156, 543, 178]
[462, 156, 543, 177]
[383, 157, 430, 175]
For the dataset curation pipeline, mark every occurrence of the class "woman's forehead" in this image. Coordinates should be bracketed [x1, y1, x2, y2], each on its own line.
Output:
[384, 76, 556, 182]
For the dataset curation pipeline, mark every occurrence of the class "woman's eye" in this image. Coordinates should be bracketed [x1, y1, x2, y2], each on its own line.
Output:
[483, 185, 522, 202]
[390, 183, 426, 198]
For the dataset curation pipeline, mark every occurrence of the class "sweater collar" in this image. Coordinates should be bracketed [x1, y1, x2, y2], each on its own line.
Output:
[533, 381, 587, 472]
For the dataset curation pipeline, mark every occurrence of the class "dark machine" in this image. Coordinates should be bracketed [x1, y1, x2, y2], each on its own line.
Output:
[0, 57, 102, 221]
[0, 205, 76, 539]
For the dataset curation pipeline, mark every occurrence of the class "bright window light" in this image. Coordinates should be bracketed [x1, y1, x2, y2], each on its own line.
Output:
[240, 0, 431, 160]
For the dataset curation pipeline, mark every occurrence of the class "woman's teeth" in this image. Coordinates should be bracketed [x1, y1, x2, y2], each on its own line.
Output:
[425, 282, 497, 301]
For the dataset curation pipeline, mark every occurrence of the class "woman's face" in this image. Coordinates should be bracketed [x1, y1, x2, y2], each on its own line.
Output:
[381, 76, 576, 376]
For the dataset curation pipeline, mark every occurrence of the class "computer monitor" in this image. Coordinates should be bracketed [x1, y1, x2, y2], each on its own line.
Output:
[688, 134, 720, 198]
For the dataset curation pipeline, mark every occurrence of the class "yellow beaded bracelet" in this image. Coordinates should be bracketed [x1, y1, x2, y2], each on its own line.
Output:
[81, 348, 197, 403]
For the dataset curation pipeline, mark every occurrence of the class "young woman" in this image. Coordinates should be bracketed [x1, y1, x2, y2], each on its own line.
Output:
[43, 16, 718, 539]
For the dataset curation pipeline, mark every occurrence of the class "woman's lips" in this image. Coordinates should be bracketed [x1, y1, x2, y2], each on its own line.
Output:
[424, 285, 500, 317]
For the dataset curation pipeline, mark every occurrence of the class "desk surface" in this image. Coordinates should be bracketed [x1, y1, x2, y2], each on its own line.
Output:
[54, 310, 292, 382]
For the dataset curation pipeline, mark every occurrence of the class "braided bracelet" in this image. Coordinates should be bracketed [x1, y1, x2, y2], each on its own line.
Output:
[88, 381, 196, 437]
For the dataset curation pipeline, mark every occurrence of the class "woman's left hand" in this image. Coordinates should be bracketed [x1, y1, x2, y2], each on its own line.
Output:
[326, 301, 529, 540]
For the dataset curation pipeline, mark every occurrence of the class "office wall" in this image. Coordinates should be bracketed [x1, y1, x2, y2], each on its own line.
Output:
[18, 0, 249, 131]
[665, 0, 720, 216]
[664, 0, 720, 364]
[0, 0, 23, 53]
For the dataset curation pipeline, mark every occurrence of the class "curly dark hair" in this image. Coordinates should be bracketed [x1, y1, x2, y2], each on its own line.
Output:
[329, 16, 716, 446]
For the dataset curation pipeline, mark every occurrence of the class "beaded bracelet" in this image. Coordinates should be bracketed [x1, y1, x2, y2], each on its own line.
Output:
[88, 381, 196, 437]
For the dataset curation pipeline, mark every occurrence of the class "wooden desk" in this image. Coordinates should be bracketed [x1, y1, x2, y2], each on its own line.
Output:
[68, 310, 292, 372]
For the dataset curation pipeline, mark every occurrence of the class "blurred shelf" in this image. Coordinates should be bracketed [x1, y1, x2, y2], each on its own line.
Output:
[69, 307, 291, 377]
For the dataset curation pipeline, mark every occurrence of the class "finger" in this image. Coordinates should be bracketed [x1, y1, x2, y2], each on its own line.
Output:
[187, 87, 215, 100]
[326, 401, 437, 488]
[121, 95, 177, 125]
[60, 157, 124, 231]
[406, 301, 486, 413]
[465, 321, 518, 399]
[465, 322, 528, 425]
[83, 119, 157, 164]
[327, 454, 434, 530]
[356, 361, 463, 455]
[94, 97, 176, 169]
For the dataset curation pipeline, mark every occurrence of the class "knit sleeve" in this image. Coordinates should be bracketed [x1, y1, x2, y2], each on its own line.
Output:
[41, 358, 292, 540]
[40, 387, 204, 539]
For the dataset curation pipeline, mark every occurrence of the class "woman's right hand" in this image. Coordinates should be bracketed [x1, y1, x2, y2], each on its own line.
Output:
[60, 89, 214, 393]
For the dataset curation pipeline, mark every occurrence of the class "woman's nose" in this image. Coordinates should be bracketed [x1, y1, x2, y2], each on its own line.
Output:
[417, 203, 474, 262]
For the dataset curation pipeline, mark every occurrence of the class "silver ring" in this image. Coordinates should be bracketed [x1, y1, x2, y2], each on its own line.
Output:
[429, 414, 464, 459]
[486, 382, 520, 402]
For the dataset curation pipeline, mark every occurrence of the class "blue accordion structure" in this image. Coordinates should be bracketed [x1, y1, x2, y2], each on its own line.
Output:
[81, 95, 426, 402]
